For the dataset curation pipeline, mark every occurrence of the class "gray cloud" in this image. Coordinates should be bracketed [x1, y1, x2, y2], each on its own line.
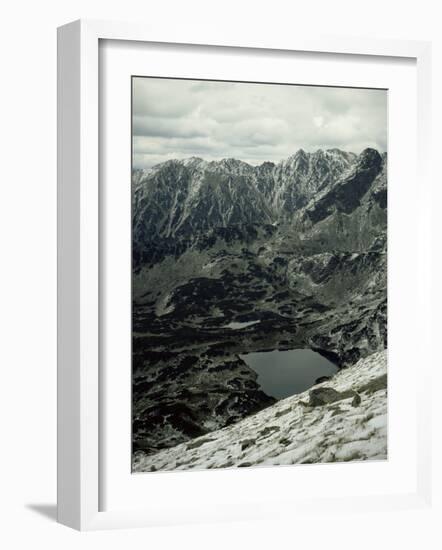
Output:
[133, 115, 211, 138]
[132, 77, 387, 168]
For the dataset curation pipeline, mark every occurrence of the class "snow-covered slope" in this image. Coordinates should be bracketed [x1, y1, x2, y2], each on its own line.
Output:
[133, 350, 387, 472]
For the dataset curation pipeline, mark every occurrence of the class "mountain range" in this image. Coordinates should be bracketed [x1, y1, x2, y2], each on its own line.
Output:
[131, 147, 387, 465]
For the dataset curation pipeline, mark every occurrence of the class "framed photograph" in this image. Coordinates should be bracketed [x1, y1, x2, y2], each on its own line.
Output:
[57, 19, 432, 530]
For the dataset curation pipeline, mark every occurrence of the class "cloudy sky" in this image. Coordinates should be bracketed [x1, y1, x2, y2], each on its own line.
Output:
[132, 77, 387, 169]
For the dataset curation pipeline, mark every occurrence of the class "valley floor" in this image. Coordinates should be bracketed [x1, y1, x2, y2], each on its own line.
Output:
[133, 350, 387, 472]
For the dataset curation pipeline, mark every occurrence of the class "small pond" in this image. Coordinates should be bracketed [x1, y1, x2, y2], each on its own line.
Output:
[240, 348, 338, 399]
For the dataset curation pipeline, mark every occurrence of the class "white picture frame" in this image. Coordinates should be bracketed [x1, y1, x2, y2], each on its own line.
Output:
[57, 19, 432, 531]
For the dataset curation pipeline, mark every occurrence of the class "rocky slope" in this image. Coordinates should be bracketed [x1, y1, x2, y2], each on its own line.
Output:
[131, 148, 387, 459]
[133, 351, 387, 471]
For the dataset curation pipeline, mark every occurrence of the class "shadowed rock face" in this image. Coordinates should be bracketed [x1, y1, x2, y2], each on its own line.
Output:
[304, 149, 383, 223]
[132, 148, 387, 456]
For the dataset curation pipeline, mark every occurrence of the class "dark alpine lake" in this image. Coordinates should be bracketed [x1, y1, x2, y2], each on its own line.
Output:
[240, 349, 338, 399]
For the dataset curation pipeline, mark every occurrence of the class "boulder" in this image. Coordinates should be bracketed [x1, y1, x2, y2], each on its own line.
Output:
[308, 387, 342, 406]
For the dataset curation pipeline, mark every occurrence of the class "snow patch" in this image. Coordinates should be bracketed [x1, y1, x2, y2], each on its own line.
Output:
[225, 320, 261, 329]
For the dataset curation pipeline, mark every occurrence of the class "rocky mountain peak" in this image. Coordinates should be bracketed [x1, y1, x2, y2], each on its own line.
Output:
[181, 156, 205, 167]
[357, 148, 383, 170]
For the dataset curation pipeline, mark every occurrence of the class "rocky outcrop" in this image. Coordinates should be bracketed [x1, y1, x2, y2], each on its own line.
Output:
[132, 351, 275, 455]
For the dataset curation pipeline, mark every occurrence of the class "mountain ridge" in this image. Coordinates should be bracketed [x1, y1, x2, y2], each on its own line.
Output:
[133, 147, 385, 267]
